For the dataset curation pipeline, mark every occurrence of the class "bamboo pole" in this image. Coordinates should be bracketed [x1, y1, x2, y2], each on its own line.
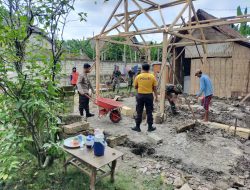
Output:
[95, 39, 101, 97]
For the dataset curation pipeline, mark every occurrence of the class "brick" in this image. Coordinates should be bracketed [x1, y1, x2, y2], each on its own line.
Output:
[147, 133, 163, 145]
[62, 121, 90, 134]
[121, 106, 134, 117]
[106, 134, 128, 148]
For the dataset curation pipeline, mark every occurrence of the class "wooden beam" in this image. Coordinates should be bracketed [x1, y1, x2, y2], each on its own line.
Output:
[98, 14, 250, 38]
[104, 16, 250, 37]
[190, 1, 207, 62]
[160, 33, 169, 113]
[124, 0, 129, 32]
[100, 0, 122, 34]
[114, 16, 125, 31]
[132, 0, 161, 30]
[168, 2, 189, 30]
[115, 0, 189, 17]
[145, 37, 250, 48]
[99, 38, 147, 48]
[130, 22, 147, 45]
[138, 0, 158, 6]
[95, 39, 101, 97]
[128, 10, 141, 28]
[168, 31, 204, 43]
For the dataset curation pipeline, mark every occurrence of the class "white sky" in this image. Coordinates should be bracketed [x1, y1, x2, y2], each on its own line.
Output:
[63, 0, 250, 42]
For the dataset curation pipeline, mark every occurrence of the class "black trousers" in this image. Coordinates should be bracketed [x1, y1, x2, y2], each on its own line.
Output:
[135, 93, 154, 126]
[79, 94, 90, 116]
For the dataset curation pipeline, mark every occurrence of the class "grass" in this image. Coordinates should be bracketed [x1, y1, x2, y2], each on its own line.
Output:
[2, 158, 173, 190]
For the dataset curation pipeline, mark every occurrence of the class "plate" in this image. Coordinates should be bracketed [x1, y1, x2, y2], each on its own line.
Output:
[63, 136, 85, 149]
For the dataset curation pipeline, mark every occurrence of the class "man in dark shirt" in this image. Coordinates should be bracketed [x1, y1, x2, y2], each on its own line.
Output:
[127, 68, 135, 93]
[112, 66, 121, 93]
[77, 63, 95, 118]
[166, 84, 182, 114]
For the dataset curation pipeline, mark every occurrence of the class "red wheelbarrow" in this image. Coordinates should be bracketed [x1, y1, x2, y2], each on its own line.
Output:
[85, 94, 123, 123]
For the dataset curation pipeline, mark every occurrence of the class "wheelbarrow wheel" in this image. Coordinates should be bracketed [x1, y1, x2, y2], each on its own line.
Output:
[109, 110, 121, 123]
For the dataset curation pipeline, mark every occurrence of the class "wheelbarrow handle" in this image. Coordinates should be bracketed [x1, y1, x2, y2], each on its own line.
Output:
[83, 93, 96, 103]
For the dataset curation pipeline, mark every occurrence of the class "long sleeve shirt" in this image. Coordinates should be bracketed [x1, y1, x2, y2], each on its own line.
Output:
[77, 73, 94, 94]
[196, 74, 213, 97]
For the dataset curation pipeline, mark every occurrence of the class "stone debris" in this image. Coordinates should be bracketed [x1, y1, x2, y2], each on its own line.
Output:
[179, 183, 193, 190]
[173, 176, 185, 188]
[147, 133, 163, 145]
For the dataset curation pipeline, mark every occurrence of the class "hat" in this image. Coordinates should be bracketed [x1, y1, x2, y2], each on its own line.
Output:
[195, 69, 202, 76]
[84, 63, 91, 68]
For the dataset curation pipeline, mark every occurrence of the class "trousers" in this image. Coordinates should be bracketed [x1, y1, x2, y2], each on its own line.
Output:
[79, 94, 90, 116]
[135, 93, 154, 126]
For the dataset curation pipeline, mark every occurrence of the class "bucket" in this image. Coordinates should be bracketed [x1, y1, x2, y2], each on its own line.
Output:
[94, 134, 106, 156]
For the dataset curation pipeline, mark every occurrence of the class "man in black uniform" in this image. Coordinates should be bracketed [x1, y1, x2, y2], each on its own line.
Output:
[77, 63, 95, 118]
[166, 84, 182, 114]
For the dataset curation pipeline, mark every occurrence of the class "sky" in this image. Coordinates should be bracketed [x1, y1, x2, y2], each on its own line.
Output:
[62, 0, 250, 42]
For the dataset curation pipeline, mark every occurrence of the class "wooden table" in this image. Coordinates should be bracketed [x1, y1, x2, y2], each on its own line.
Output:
[62, 146, 124, 190]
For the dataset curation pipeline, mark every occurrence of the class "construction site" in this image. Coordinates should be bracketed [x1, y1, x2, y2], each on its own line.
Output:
[58, 0, 250, 189]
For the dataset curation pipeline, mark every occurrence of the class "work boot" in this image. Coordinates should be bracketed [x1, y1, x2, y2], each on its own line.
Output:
[86, 113, 95, 117]
[131, 125, 141, 132]
[148, 125, 156, 132]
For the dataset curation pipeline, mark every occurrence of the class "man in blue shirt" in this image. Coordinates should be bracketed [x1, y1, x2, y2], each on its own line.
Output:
[195, 69, 213, 122]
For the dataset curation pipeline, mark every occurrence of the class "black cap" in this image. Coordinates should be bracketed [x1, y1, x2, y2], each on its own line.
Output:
[83, 63, 91, 68]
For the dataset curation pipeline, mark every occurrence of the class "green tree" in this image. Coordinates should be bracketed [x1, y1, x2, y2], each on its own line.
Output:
[233, 6, 250, 36]
[0, 0, 80, 181]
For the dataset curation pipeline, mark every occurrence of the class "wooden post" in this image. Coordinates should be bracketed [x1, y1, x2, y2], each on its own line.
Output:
[173, 47, 176, 84]
[124, 0, 129, 32]
[147, 48, 151, 64]
[96, 39, 101, 97]
[160, 33, 169, 113]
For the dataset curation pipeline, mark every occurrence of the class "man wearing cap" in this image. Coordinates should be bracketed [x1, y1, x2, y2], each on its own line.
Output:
[165, 84, 183, 115]
[77, 63, 95, 118]
[132, 63, 158, 132]
[195, 69, 213, 122]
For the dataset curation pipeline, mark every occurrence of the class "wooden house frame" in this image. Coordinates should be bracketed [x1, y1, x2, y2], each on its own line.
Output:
[94, 0, 250, 113]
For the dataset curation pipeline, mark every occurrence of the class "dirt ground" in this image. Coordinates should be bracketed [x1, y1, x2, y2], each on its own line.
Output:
[73, 94, 250, 190]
